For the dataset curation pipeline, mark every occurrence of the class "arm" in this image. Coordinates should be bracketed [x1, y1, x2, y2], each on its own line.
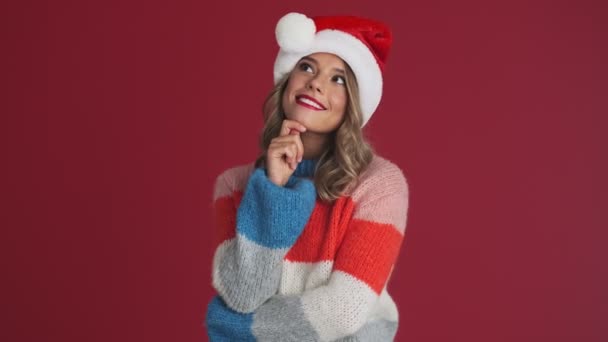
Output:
[211, 167, 317, 313]
[208, 163, 410, 341]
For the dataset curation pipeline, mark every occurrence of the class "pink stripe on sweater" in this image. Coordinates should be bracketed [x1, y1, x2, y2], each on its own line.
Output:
[213, 164, 254, 201]
[347, 156, 409, 234]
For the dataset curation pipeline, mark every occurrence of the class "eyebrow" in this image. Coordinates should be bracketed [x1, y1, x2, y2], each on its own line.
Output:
[301, 56, 345, 75]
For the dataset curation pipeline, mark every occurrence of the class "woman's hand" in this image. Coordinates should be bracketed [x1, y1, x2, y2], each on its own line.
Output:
[266, 120, 306, 186]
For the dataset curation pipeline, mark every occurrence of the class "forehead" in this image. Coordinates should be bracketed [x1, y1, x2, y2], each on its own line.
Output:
[301, 52, 346, 69]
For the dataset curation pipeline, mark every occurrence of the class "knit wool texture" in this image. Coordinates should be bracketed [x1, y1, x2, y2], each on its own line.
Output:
[206, 155, 409, 341]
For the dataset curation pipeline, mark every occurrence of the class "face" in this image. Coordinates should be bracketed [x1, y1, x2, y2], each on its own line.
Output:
[281, 52, 349, 133]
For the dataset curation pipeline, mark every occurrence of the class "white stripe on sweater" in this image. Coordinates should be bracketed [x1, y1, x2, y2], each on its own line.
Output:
[212, 236, 288, 312]
[300, 271, 378, 341]
[279, 260, 334, 294]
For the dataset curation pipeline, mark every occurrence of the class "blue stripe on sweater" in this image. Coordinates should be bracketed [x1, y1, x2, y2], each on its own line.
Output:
[206, 296, 255, 341]
[236, 164, 317, 249]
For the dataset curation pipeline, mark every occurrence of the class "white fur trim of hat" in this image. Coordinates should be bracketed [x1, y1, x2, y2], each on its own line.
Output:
[273, 12, 392, 127]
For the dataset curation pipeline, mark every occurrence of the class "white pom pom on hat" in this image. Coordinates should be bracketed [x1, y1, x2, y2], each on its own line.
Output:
[273, 12, 393, 127]
[275, 12, 316, 53]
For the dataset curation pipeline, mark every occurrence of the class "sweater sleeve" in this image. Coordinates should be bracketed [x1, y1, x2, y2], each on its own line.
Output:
[211, 167, 317, 313]
[248, 163, 410, 341]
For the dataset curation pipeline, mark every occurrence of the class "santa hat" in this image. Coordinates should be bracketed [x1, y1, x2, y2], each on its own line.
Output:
[274, 12, 392, 127]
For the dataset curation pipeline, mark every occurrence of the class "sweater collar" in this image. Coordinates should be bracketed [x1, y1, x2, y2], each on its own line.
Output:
[293, 159, 318, 178]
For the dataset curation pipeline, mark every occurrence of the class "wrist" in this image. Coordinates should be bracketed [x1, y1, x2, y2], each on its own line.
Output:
[265, 169, 289, 187]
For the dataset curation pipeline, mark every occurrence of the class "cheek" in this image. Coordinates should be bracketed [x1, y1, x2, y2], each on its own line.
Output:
[331, 91, 348, 114]
[282, 77, 301, 107]
[282, 83, 294, 109]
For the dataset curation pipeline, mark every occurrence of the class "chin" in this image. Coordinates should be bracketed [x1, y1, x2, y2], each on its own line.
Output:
[286, 109, 313, 126]
[293, 118, 315, 131]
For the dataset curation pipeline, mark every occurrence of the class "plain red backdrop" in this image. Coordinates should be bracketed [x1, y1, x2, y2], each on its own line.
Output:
[1, 0, 606, 341]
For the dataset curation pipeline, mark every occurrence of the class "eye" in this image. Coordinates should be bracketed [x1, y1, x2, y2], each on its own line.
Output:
[298, 62, 314, 73]
[333, 75, 346, 85]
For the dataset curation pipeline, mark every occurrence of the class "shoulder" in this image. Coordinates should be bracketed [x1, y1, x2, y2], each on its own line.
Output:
[349, 154, 409, 201]
[212, 162, 256, 200]
[347, 154, 410, 232]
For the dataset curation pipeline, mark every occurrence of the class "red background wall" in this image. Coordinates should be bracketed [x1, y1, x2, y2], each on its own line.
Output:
[2, 0, 606, 341]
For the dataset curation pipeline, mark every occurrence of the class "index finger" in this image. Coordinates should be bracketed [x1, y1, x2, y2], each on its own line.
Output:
[280, 120, 307, 137]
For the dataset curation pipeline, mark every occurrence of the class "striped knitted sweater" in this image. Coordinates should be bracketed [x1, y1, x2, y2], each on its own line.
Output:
[205, 154, 409, 341]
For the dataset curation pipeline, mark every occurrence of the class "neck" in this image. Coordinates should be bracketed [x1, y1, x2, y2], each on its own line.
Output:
[300, 131, 332, 159]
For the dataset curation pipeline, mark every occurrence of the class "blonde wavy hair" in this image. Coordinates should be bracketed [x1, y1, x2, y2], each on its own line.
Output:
[254, 59, 375, 202]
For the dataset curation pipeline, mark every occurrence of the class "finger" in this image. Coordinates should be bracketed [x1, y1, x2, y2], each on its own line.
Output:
[270, 140, 300, 170]
[293, 134, 304, 162]
[284, 148, 297, 170]
[281, 145, 294, 163]
[290, 143, 299, 168]
[276, 135, 304, 163]
[270, 142, 291, 161]
[271, 135, 301, 144]
[280, 120, 307, 137]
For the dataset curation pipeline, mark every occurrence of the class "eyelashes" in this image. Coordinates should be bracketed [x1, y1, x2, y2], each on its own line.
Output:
[332, 75, 345, 85]
[298, 62, 314, 73]
[297, 62, 346, 86]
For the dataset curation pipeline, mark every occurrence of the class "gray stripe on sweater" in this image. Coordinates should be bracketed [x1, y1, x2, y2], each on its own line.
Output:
[335, 319, 398, 341]
[216, 235, 288, 313]
[252, 295, 320, 341]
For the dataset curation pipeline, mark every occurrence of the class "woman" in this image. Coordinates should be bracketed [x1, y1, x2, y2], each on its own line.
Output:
[205, 12, 410, 341]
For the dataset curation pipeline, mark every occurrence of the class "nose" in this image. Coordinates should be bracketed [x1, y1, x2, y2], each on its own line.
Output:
[306, 75, 324, 93]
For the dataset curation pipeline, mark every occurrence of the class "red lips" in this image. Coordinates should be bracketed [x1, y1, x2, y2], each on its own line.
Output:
[296, 94, 326, 110]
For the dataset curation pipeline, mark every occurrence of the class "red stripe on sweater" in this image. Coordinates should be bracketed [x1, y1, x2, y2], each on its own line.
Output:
[333, 219, 404, 294]
[213, 191, 243, 247]
[286, 197, 355, 262]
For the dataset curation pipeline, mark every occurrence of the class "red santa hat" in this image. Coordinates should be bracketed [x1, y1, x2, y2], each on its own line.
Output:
[274, 12, 392, 127]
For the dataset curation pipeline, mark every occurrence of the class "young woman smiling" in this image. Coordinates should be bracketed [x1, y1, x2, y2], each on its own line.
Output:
[205, 12, 410, 342]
